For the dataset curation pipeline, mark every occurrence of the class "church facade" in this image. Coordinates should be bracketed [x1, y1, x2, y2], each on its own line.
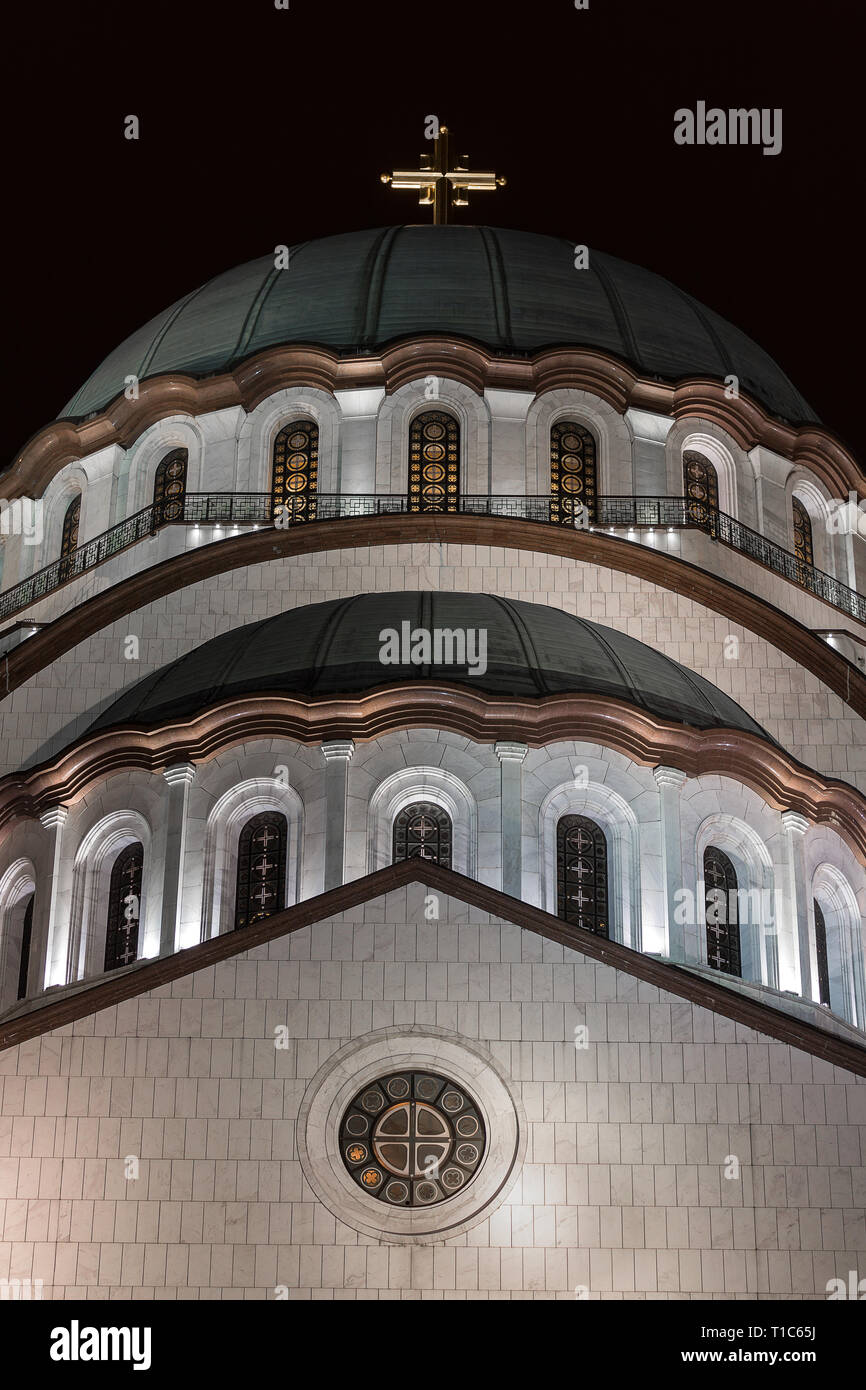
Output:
[0, 225, 864, 1298]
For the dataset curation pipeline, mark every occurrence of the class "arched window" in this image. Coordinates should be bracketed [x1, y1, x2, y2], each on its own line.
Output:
[683, 451, 719, 535]
[104, 843, 143, 971]
[408, 411, 459, 513]
[556, 815, 609, 936]
[235, 811, 288, 930]
[393, 803, 453, 867]
[792, 496, 814, 571]
[60, 495, 81, 558]
[703, 845, 741, 977]
[17, 894, 34, 1000]
[813, 899, 831, 1007]
[153, 448, 188, 523]
[272, 421, 318, 524]
[550, 421, 598, 526]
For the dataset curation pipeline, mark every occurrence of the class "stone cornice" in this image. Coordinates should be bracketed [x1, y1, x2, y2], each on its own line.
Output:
[1, 687, 864, 863]
[1, 860, 864, 1074]
[5, 338, 863, 501]
[3, 517, 865, 726]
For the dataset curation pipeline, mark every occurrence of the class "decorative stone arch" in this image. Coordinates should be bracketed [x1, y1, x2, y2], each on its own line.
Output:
[810, 862, 865, 1027]
[376, 378, 490, 497]
[67, 808, 156, 983]
[693, 814, 776, 986]
[367, 768, 477, 877]
[200, 778, 304, 939]
[125, 416, 207, 517]
[23, 462, 89, 579]
[666, 423, 746, 522]
[538, 780, 641, 949]
[0, 857, 36, 1009]
[237, 387, 340, 495]
[786, 470, 840, 579]
[526, 388, 629, 497]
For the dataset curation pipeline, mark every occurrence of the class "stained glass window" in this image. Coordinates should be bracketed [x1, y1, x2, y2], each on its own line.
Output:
[104, 843, 143, 972]
[792, 496, 814, 571]
[408, 411, 459, 513]
[550, 421, 597, 526]
[556, 815, 609, 936]
[813, 899, 831, 1007]
[392, 803, 452, 867]
[17, 894, 34, 1000]
[272, 421, 318, 524]
[235, 811, 288, 930]
[60, 495, 81, 557]
[704, 846, 741, 977]
[153, 448, 188, 523]
[340, 1071, 486, 1207]
[683, 451, 719, 536]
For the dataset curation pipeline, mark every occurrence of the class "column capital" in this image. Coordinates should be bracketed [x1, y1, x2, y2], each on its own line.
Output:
[782, 810, 810, 837]
[495, 741, 528, 765]
[163, 762, 197, 788]
[321, 739, 355, 764]
[39, 805, 68, 831]
[653, 765, 688, 791]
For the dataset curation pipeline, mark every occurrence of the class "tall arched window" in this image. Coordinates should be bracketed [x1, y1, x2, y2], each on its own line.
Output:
[556, 815, 609, 936]
[408, 411, 459, 513]
[550, 421, 598, 526]
[17, 894, 34, 1000]
[792, 496, 814, 571]
[683, 451, 719, 535]
[272, 421, 318, 524]
[703, 845, 741, 977]
[153, 448, 188, 523]
[393, 803, 453, 867]
[104, 843, 143, 971]
[235, 811, 288, 930]
[813, 899, 831, 1007]
[60, 495, 81, 557]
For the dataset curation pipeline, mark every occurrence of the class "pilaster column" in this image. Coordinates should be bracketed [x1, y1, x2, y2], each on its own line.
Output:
[495, 741, 527, 897]
[624, 409, 675, 496]
[780, 811, 812, 998]
[322, 740, 354, 890]
[159, 763, 196, 957]
[653, 766, 688, 962]
[37, 805, 69, 989]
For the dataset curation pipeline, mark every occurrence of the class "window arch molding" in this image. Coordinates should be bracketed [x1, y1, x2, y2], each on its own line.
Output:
[810, 862, 865, 1027]
[525, 390, 625, 497]
[376, 379, 488, 496]
[693, 814, 776, 987]
[67, 810, 155, 982]
[787, 474, 839, 580]
[238, 388, 340, 494]
[0, 858, 36, 1009]
[200, 779, 303, 940]
[666, 425, 744, 521]
[19, 466, 89, 583]
[125, 418, 204, 519]
[538, 780, 642, 949]
[367, 768, 476, 877]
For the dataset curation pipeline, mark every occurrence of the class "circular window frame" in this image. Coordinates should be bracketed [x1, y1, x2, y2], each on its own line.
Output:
[297, 1026, 524, 1243]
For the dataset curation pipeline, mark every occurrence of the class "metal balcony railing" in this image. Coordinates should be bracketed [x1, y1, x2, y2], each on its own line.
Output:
[1, 491, 864, 626]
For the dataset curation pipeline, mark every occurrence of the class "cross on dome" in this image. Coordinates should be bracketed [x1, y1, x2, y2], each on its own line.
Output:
[380, 122, 505, 224]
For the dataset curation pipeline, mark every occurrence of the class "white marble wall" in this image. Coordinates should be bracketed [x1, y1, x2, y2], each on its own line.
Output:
[0, 885, 863, 1299]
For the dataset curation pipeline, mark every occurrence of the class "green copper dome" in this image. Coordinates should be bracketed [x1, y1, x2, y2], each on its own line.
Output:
[60, 226, 814, 425]
[89, 592, 775, 741]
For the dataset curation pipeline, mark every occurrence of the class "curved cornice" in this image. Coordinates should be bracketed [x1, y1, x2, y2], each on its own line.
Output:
[6, 338, 863, 502]
[2, 686, 865, 862]
[3, 516, 865, 724]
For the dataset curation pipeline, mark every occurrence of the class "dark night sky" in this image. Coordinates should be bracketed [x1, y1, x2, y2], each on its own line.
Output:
[4, 0, 864, 463]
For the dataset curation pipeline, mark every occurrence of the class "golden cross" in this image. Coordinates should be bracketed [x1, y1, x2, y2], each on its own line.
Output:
[381, 123, 505, 225]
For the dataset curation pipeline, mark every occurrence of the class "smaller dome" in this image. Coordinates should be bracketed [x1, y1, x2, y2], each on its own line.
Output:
[88, 593, 773, 742]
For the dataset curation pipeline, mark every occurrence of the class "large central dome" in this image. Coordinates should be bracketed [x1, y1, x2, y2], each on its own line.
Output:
[89, 592, 772, 740]
[61, 226, 813, 425]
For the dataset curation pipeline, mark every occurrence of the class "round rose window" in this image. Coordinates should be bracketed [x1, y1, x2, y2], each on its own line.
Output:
[339, 1071, 486, 1206]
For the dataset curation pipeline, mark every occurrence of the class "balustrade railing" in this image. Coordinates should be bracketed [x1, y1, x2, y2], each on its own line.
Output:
[1, 491, 863, 625]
